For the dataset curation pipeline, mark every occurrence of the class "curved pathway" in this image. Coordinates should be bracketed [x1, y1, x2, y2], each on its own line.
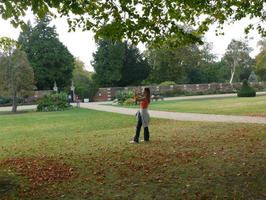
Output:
[80, 102, 266, 125]
[1, 92, 266, 125]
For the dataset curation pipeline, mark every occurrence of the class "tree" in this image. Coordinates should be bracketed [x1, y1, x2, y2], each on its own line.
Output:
[222, 40, 253, 83]
[145, 41, 224, 84]
[0, 38, 35, 112]
[0, 1, 266, 45]
[255, 39, 266, 81]
[18, 17, 74, 90]
[92, 39, 149, 87]
[145, 45, 187, 84]
[73, 58, 98, 101]
[92, 40, 124, 87]
[118, 43, 150, 86]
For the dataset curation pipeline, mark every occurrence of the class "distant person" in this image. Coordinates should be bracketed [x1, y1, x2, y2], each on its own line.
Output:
[68, 94, 72, 105]
[130, 88, 151, 143]
[76, 96, 80, 108]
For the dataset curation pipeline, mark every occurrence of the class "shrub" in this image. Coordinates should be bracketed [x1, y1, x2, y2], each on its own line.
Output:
[0, 96, 12, 105]
[159, 89, 187, 97]
[237, 80, 256, 97]
[123, 98, 136, 106]
[37, 92, 70, 112]
[115, 90, 134, 105]
[0, 96, 23, 106]
[159, 81, 176, 86]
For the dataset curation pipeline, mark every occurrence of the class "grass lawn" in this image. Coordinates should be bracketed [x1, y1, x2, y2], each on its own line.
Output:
[122, 95, 266, 116]
[0, 108, 265, 199]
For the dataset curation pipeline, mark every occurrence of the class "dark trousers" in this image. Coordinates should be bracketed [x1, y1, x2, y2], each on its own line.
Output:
[134, 114, 150, 142]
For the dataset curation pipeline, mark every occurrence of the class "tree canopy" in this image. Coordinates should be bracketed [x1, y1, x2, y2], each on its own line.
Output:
[0, 1, 265, 45]
[255, 39, 266, 81]
[92, 39, 149, 87]
[0, 49, 35, 112]
[18, 17, 74, 90]
[73, 58, 98, 100]
[222, 39, 254, 83]
[145, 42, 228, 84]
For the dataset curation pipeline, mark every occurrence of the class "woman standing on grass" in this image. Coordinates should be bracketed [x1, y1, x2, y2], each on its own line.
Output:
[130, 88, 151, 144]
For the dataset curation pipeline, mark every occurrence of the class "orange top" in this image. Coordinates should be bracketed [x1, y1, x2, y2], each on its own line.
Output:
[140, 99, 149, 109]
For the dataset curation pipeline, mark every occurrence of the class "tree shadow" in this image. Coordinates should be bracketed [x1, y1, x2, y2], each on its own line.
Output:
[0, 176, 19, 196]
[0, 110, 35, 115]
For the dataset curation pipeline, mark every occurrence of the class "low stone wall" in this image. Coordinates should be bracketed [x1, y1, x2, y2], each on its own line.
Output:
[94, 82, 266, 102]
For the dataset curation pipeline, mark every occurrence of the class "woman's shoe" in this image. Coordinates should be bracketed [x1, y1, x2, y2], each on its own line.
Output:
[129, 140, 138, 144]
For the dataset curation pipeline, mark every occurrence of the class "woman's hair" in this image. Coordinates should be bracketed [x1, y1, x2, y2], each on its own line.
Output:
[144, 88, 151, 103]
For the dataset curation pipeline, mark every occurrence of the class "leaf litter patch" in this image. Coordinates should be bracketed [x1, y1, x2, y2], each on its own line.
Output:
[0, 157, 77, 187]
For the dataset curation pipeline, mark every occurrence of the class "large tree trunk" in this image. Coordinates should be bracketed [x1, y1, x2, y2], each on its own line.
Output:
[229, 59, 237, 84]
[229, 69, 235, 84]
[12, 92, 17, 113]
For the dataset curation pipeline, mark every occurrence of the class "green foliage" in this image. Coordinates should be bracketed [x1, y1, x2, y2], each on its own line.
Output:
[115, 90, 134, 105]
[0, 49, 35, 112]
[237, 80, 256, 97]
[159, 89, 187, 97]
[92, 39, 149, 87]
[222, 39, 254, 83]
[73, 59, 98, 101]
[0, 37, 18, 55]
[119, 43, 150, 86]
[1, 1, 266, 45]
[37, 92, 70, 112]
[18, 17, 74, 90]
[0, 96, 12, 105]
[145, 42, 228, 84]
[92, 40, 124, 87]
[159, 81, 176, 86]
[255, 41, 266, 81]
[123, 98, 136, 106]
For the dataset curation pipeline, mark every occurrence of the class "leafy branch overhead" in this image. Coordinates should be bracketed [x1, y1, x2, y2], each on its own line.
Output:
[0, 1, 265, 45]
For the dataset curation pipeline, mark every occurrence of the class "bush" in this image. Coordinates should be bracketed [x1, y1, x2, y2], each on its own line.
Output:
[115, 90, 134, 105]
[159, 89, 187, 97]
[0, 96, 24, 106]
[0, 96, 12, 105]
[237, 80, 256, 97]
[123, 98, 136, 106]
[159, 81, 176, 86]
[37, 92, 70, 112]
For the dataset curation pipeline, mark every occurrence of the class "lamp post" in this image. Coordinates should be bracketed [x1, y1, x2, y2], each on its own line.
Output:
[70, 81, 75, 102]
[53, 81, 58, 93]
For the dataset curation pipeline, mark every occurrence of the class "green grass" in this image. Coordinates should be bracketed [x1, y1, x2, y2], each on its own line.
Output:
[0, 108, 266, 199]
[122, 95, 266, 116]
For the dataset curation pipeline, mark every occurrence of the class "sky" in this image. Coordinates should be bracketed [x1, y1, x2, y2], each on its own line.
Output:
[0, 13, 263, 72]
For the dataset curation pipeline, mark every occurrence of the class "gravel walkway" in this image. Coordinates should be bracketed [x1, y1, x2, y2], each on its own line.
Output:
[1, 92, 266, 125]
[80, 102, 266, 125]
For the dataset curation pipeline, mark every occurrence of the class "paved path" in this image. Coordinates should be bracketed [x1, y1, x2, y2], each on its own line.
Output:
[79, 103, 266, 125]
[0, 105, 37, 112]
[1, 93, 266, 125]
[163, 91, 266, 101]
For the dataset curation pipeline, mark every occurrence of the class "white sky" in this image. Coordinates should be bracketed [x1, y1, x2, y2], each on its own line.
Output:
[0, 13, 263, 71]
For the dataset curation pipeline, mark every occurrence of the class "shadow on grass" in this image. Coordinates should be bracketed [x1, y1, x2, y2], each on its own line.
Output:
[0, 176, 20, 197]
[0, 110, 35, 116]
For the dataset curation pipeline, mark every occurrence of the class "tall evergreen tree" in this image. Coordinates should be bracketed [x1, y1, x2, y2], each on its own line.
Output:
[18, 17, 74, 90]
[92, 39, 150, 87]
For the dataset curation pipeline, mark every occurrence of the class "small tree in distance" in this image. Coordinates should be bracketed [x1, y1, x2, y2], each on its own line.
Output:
[0, 37, 35, 112]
